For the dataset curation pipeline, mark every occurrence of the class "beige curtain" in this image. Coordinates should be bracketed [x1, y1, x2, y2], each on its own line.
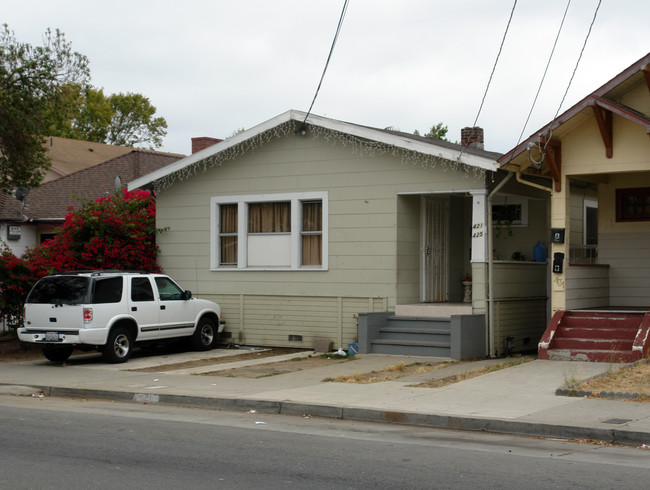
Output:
[248, 202, 291, 233]
[220, 204, 237, 265]
[301, 201, 322, 266]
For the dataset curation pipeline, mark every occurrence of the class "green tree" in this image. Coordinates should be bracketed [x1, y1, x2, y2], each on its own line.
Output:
[104, 92, 167, 148]
[414, 122, 449, 141]
[1, 25, 169, 193]
[0, 24, 90, 192]
[51, 87, 167, 149]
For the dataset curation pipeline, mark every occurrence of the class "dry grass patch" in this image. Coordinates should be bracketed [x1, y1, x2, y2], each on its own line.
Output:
[323, 361, 442, 384]
[568, 360, 650, 401]
[412, 357, 535, 388]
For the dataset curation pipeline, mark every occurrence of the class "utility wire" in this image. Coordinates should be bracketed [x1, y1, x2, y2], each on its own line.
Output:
[458, 0, 518, 160]
[302, 0, 350, 127]
[552, 0, 602, 119]
[515, 0, 571, 149]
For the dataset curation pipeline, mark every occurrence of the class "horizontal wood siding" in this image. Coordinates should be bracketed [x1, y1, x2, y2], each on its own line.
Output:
[396, 195, 421, 306]
[492, 262, 547, 298]
[599, 232, 650, 306]
[492, 262, 547, 354]
[206, 293, 384, 349]
[154, 132, 485, 345]
[493, 299, 547, 355]
[566, 265, 609, 309]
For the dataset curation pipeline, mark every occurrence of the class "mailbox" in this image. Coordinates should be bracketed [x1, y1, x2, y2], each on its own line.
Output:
[551, 228, 565, 244]
[553, 252, 564, 274]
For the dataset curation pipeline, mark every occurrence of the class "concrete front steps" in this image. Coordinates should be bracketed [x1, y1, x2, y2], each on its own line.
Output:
[357, 306, 486, 360]
[538, 310, 650, 362]
[370, 316, 453, 357]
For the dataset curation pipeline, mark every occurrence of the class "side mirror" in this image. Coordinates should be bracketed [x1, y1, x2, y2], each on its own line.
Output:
[182, 290, 192, 300]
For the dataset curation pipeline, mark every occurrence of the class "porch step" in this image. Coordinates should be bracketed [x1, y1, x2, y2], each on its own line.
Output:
[384, 316, 452, 330]
[539, 310, 650, 362]
[369, 315, 452, 357]
[547, 349, 638, 363]
[558, 327, 638, 340]
[552, 338, 633, 351]
[370, 338, 451, 357]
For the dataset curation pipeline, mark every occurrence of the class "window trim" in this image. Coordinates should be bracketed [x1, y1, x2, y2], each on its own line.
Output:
[211, 192, 328, 271]
[491, 194, 528, 227]
[616, 187, 650, 222]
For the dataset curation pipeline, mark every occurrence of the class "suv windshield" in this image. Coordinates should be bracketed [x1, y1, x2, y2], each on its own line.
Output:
[26, 276, 90, 305]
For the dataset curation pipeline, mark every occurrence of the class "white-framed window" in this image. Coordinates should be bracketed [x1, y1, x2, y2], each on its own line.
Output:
[491, 194, 528, 227]
[211, 192, 328, 270]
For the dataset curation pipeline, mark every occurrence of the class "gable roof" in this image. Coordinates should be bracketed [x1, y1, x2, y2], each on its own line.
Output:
[129, 110, 501, 192]
[42, 136, 136, 182]
[499, 52, 650, 173]
[0, 149, 184, 223]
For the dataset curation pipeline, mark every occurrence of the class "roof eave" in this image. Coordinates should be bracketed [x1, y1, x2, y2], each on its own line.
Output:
[129, 110, 498, 190]
[498, 52, 650, 168]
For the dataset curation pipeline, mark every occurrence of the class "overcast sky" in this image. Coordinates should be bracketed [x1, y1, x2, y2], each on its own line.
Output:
[4, 1, 649, 156]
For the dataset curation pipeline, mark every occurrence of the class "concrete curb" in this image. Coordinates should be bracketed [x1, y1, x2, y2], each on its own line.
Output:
[4, 383, 648, 447]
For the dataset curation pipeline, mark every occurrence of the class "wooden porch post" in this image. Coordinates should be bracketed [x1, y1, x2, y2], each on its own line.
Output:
[550, 175, 570, 313]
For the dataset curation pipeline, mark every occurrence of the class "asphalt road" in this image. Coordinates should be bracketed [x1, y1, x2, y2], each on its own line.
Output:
[0, 395, 648, 489]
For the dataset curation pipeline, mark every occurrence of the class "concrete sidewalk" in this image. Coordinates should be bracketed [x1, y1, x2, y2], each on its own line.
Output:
[1, 348, 649, 447]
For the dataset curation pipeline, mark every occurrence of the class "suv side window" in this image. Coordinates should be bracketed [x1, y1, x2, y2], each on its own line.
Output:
[155, 277, 185, 300]
[91, 277, 123, 304]
[131, 277, 155, 302]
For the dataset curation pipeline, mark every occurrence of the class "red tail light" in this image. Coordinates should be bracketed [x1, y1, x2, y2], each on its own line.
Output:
[83, 308, 93, 323]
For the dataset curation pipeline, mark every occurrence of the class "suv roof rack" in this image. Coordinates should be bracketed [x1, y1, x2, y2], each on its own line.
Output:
[47, 269, 150, 277]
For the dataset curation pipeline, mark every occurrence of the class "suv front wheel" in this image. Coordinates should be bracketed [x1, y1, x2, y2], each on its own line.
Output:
[102, 326, 134, 363]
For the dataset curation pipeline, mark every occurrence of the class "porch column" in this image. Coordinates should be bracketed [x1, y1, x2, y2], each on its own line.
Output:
[470, 190, 488, 263]
[470, 189, 488, 316]
[550, 175, 570, 313]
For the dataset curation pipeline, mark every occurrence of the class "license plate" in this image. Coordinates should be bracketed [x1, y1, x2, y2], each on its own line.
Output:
[45, 332, 60, 342]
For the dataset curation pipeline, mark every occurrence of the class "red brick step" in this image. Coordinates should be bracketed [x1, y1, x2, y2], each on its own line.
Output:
[538, 310, 650, 362]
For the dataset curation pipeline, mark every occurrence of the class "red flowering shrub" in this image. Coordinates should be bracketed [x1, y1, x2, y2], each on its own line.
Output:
[26, 188, 164, 275]
[0, 247, 41, 329]
[0, 188, 164, 330]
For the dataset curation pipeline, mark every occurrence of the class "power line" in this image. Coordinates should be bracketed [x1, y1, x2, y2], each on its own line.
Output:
[553, 0, 602, 119]
[302, 0, 350, 127]
[458, 0, 518, 160]
[515, 0, 572, 149]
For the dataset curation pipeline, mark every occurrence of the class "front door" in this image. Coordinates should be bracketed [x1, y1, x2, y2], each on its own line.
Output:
[423, 197, 448, 302]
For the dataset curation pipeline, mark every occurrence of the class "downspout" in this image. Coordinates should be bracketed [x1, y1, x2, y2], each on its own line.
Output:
[487, 172, 513, 357]
[516, 172, 553, 194]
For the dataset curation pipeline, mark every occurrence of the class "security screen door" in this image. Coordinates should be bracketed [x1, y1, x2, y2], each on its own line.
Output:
[423, 197, 449, 302]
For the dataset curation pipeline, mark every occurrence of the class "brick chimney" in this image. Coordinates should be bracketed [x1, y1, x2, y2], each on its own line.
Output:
[460, 127, 484, 150]
[191, 137, 223, 154]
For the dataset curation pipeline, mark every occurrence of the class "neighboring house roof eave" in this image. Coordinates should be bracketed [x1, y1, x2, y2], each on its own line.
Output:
[499, 95, 650, 168]
[499, 52, 650, 167]
[129, 110, 499, 191]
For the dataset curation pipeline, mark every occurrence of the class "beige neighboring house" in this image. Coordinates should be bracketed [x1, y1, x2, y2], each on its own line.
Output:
[130, 110, 552, 357]
[42, 136, 134, 183]
[499, 53, 650, 362]
[0, 145, 184, 257]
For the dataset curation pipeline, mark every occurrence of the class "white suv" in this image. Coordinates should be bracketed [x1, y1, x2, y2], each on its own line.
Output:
[18, 271, 225, 363]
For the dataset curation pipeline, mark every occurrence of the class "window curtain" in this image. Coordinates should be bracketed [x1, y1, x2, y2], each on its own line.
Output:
[248, 202, 291, 233]
[220, 204, 237, 265]
[301, 201, 322, 266]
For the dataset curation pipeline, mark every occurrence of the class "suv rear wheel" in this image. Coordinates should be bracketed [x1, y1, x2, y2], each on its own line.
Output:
[190, 317, 216, 351]
[42, 345, 74, 363]
[102, 326, 133, 363]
